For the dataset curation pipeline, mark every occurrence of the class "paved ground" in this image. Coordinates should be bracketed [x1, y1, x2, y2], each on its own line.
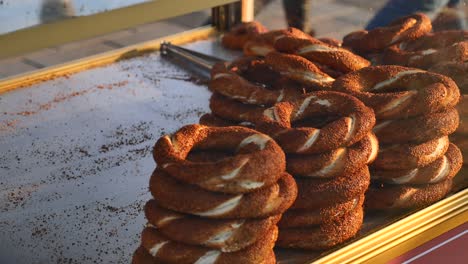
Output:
[0, 0, 465, 78]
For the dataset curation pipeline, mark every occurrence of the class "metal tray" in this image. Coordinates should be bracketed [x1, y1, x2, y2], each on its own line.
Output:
[0, 30, 466, 264]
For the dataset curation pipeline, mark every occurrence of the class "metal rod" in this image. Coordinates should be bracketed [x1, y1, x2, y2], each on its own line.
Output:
[160, 42, 226, 71]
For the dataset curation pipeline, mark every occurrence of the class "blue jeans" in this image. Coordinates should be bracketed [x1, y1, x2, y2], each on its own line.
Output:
[366, 0, 465, 30]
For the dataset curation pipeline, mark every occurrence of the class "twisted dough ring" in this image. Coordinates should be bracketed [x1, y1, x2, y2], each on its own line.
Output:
[371, 143, 462, 185]
[373, 108, 459, 143]
[210, 57, 304, 105]
[274, 34, 370, 76]
[243, 28, 311, 56]
[199, 113, 254, 128]
[150, 169, 297, 219]
[372, 136, 450, 170]
[343, 13, 432, 54]
[153, 125, 285, 193]
[221, 21, 268, 50]
[430, 62, 468, 94]
[383, 30, 468, 69]
[257, 91, 376, 154]
[140, 226, 277, 264]
[292, 166, 370, 209]
[209, 93, 267, 124]
[332, 66, 460, 120]
[145, 200, 280, 252]
[287, 133, 378, 178]
[264, 52, 335, 89]
[278, 195, 363, 228]
[365, 179, 453, 210]
[276, 206, 364, 250]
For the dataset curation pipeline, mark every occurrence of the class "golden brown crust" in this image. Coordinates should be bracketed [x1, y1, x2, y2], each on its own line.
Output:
[257, 91, 376, 154]
[264, 52, 334, 89]
[372, 143, 462, 185]
[278, 195, 364, 228]
[243, 28, 311, 56]
[287, 133, 378, 177]
[373, 108, 459, 144]
[365, 179, 453, 210]
[383, 30, 468, 69]
[140, 226, 278, 264]
[199, 113, 244, 127]
[274, 35, 370, 74]
[430, 62, 468, 94]
[221, 21, 268, 50]
[276, 206, 364, 250]
[210, 59, 304, 105]
[292, 166, 370, 209]
[132, 246, 163, 264]
[209, 93, 267, 124]
[333, 66, 460, 120]
[372, 136, 450, 170]
[144, 200, 280, 252]
[153, 125, 285, 193]
[150, 169, 298, 219]
[343, 13, 432, 54]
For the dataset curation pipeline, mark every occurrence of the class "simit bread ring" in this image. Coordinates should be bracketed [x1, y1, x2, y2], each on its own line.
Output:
[278, 195, 363, 228]
[332, 66, 460, 119]
[243, 28, 311, 56]
[371, 143, 462, 185]
[274, 34, 370, 75]
[150, 169, 297, 219]
[264, 51, 335, 89]
[372, 136, 450, 170]
[132, 246, 159, 264]
[429, 62, 468, 94]
[221, 21, 268, 50]
[287, 133, 378, 177]
[257, 91, 375, 154]
[209, 93, 266, 124]
[140, 226, 277, 264]
[343, 13, 432, 54]
[276, 205, 364, 250]
[365, 179, 453, 210]
[153, 125, 285, 193]
[144, 200, 280, 252]
[210, 59, 304, 105]
[292, 166, 370, 209]
[373, 108, 459, 144]
[199, 113, 254, 128]
[383, 30, 468, 69]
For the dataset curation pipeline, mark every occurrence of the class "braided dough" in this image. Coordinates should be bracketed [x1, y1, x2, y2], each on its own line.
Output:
[153, 125, 285, 193]
[343, 13, 432, 54]
[221, 21, 268, 50]
[372, 143, 462, 185]
[145, 200, 280, 252]
[332, 66, 460, 120]
[287, 133, 378, 177]
[257, 91, 376, 154]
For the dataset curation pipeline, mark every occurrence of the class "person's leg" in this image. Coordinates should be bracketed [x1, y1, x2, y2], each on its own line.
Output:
[282, 0, 312, 32]
[365, 0, 450, 30]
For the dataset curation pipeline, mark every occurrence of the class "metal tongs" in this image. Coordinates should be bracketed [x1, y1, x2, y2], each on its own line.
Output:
[160, 42, 227, 79]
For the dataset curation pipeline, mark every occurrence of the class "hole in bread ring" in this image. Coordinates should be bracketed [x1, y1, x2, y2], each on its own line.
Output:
[153, 124, 286, 193]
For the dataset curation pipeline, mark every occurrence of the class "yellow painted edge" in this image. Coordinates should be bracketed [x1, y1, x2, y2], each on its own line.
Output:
[313, 189, 467, 264]
[0, 26, 217, 95]
[0, 0, 236, 59]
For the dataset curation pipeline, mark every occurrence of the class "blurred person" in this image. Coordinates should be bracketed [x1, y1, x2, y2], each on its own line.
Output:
[40, 0, 75, 23]
[366, 0, 466, 30]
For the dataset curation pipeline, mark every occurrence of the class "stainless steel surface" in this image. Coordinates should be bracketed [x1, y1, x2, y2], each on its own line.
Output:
[0, 38, 239, 264]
